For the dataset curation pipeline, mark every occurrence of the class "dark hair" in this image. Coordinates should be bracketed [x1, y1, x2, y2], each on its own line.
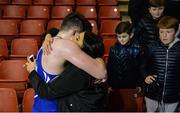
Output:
[82, 32, 104, 58]
[42, 28, 59, 41]
[115, 21, 132, 35]
[149, 0, 165, 7]
[61, 12, 92, 33]
[158, 16, 179, 32]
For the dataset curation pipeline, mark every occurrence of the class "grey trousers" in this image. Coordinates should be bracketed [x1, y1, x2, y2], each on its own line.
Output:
[145, 97, 179, 113]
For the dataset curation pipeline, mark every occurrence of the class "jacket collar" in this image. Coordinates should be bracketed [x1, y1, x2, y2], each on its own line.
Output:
[168, 37, 180, 49]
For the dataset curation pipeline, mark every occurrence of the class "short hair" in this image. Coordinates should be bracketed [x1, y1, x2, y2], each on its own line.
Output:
[115, 21, 132, 35]
[82, 32, 104, 58]
[61, 12, 92, 33]
[41, 28, 59, 41]
[149, 0, 165, 7]
[158, 16, 179, 32]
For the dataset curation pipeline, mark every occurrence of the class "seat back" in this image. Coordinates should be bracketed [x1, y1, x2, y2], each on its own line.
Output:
[0, 60, 29, 97]
[100, 20, 120, 36]
[27, 6, 50, 19]
[47, 19, 63, 30]
[0, 39, 8, 59]
[3, 5, 26, 19]
[0, 0, 10, 4]
[54, 0, 75, 6]
[51, 6, 73, 19]
[0, 88, 18, 112]
[88, 20, 98, 34]
[10, 38, 38, 59]
[77, 0, 96, 6]
[99, 6, 121, 20]
[76, 6, 97, 20]
[0, 20, 19, 46]
[97, 0, 118, 6]
[22, 88, 35, 112]
[12, 0, 32, 5]
[33, 0, 53, 5]
[103, 38, 117, 63]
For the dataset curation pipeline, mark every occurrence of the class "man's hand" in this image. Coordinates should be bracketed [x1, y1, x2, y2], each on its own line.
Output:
[42, 34, 53, 55]
[24, 56, 36, 73]
[145, 75, 157, 84]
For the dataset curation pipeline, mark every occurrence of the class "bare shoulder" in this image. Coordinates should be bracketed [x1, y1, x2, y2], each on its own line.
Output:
[52, 39, 80, 52]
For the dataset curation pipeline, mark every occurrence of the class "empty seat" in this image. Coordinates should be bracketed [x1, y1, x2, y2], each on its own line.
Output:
[0, 88, 18, 112]
[33, 0, 53, 5]
[22, 88, 35, 112]
[97, 0, 118, 6]
[103, 38, 117, 63]
[2, 5, 26, 19]
[47, 19, 63, 30]
[106, 89, 144, 112]
[19, 20, 46, 46]
[12, 0, 32, 5]
[100, 20, 120, 37]
[0, 39, 8, 59]
[76, 6, 97, 20]
[0, 60, 29, 98]
[27, 6, 50, 19]
[77, 0, 96, 6]
[51, 6, 73, 19]
[0, 0, 10, 4]
[10, 39, 38, 60]
[54, 0, 75, 6]
[99, 6, 121, 20]
[88, 20, 98, 34]
[0, 20, 18, 47]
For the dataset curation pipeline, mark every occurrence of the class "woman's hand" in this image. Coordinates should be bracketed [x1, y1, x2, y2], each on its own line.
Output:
[42, 34, 53, 55]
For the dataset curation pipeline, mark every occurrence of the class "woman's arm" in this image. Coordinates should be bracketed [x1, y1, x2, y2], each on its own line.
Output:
[25, 60, 90, 99]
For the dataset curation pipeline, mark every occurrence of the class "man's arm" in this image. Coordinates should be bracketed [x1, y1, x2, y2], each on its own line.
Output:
[53, 39, 107, 80]
[28, 64, 90, 99]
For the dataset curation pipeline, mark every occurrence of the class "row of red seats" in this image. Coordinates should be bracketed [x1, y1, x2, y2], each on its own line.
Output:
[0, 36, 116, 64]
[0, 88, 34, 112]
[0, 87, 144, 112]
[0, 5, 121, 22]
[0, 0, 118, 6]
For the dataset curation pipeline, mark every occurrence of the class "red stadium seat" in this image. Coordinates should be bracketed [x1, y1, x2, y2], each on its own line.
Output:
[10, 38, 38, 60]
[106, 89, 144, 112]
[88, 20, 98, 34]
[54, 0, 75, 6]
[47, 19, 63, 30]
[0, 60, 29, 98]
[0, 0, 10, 4]
[99, 6, 121, 20]
[19, 20, 46, 46]
[100, 20, 120, 37]
[12, 0, 32, 5]
[0, 39, 8, 59]
[27, 6, 50, 19]
[97, 0, 118, 6]
[77, 0, 96, 6]
[33, 0, 53, 5]
[51, 6, 73, 19]
[22, 88, 35, 112]
[76, 6, 97, 20]
[2, 5, 26, 19]
[0, 88, 18, 112]
[103, 38, 117, 63]
[0, 20, 18, 47]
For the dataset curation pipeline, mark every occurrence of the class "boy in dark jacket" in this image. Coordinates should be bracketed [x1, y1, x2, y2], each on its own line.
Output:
[134, 0, 165, 46]
[106, 21, 145, 111]
[107, 21, 144, 89]
[144, 16, 180, 112]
